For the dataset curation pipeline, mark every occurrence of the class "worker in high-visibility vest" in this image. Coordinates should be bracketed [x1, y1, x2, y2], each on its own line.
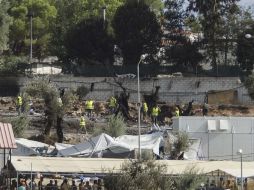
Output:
[16, 95, 23, 115]
[175, 107, 180, 117]
[79, 116, 86, 133]
[142, 102, 148, 122]
[151, 104, 160, 125]
[109, 96, 117, 114]
[85, 99, 94, 118]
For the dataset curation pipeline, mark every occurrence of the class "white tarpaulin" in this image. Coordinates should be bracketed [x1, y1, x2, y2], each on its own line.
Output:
[57, 132, 164, 157]
[13, 138, 55, 156]
[55, 143, 73, 151]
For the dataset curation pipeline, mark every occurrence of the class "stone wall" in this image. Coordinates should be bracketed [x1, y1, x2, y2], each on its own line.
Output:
[43, 76, 252, 105]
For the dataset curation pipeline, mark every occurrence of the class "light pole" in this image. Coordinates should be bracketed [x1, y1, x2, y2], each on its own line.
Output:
[27, 10, 33, 73]
[137, 54, 148, 160]
[102, 6, 106, 28]
[237, 149, 243, 190]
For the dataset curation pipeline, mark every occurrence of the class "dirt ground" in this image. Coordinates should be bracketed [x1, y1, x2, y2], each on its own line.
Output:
[1, 97, 254, 144]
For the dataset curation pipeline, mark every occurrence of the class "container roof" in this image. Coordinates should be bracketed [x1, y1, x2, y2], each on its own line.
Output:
[11, 156, 254, 178]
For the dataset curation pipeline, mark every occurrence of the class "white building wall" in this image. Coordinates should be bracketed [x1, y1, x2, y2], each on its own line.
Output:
[172, 116, 254, 161]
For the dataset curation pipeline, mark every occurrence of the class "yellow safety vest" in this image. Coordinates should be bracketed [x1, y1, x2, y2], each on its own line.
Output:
[58, 98, 63, 107]
[17, 96, 22, 106]
[85, 100, 94, 110]
[143, 103, 148, 113]
[175, 110, 180, 117]
[152, 107, 159, 116]
[80, 117, 85, 127]
[109, 97, 117, 107]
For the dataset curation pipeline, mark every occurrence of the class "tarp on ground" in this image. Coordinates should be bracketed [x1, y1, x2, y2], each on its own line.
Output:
[55, 143, 73, 151]
[13, 138, 55, 156]
[183, 138, 203, 160]
[57, 132, 164, 157]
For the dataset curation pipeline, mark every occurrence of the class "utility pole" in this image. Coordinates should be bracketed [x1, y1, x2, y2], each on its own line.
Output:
[27, 10, 33, 73]
[29, 13, 33, 64]
[102, 6, 106, 28]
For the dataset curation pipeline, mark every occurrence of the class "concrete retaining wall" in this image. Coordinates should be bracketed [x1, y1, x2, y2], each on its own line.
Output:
[43, 76, 252, 105]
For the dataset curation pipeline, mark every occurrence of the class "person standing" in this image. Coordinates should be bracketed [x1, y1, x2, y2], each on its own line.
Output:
[108, 96, 117, 114]
[16, 95, 23, 115]
[18, 181, 26, 190]
[175, 107, 180, 117]
[28, 177, 37, 190]
[79, 116, 86, 134]
[151, 103, 160, 125]
[71, 180, 77, 190]
[202, 103, 208, 116]
[142, 102, 148, 122]
[85, 99, 94, 119]
[46, 180, 54, 190]
[60, 179, 70, 190]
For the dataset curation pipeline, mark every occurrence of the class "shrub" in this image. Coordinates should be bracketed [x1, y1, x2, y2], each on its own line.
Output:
[245, 74, 254, 100]
[0, 56, 29, 75]
[10, 115, 29, 137]
[106, 114, 126, 137]
[104, 160, 175, 190]
[76, 85, 89, 100]
[174, 166, 205, 190]
[171, 131, 190, 159]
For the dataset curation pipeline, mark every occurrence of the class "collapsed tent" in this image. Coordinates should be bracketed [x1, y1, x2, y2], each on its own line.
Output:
[57, 132, 164, 157]
[13, 138, 55, 156]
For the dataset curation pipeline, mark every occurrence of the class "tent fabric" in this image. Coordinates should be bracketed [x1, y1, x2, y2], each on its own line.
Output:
[57, 132, 164, 157]
[13, 138, 55, 156]
[11, 156, 254, 178]
[57, 133, 116, 157]
[55, 143, 73, 151]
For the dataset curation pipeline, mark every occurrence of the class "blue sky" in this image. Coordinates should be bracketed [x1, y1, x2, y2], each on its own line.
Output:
[238, 0, 254, 7]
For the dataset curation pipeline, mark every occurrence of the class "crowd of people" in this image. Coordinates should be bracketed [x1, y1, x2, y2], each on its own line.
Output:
[11, 177, 104, 190]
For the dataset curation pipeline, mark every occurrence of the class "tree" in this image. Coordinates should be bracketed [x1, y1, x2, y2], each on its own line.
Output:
[51, 0, 124, 72]
[165, 41, 203, 71]
[9, 0, 57, 58]
[126, 0, 164, 16]
[171, 131, 190, 159]
[64, 18, 114, 66]
[164, 0, 186, 30]
[187, 0, 240, 71]
[24, 78, 76, 142]
[112, 0, 161, 65]
[236, 10, 254, 73]
[174, 166, 204, 190]
[0, 0, 11, 53]
[163, 0, 203, 71]
[244, 74, 254, 100]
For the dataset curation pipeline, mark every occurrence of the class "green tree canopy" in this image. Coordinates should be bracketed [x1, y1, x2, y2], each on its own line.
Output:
[187, 0, 240, 70]
[126, 0, 164, 16]
[0, 0, 11, 53]
[9, 0, 57, 58]
[163, 0, 203, 70]
[112, 0, 161, 65]
[64, 18, 114, 66]
[51, 0, 124, 71]
[235, 7, 254, 74]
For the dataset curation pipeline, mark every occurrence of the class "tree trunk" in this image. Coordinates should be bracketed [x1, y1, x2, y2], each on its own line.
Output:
[44, 116, 53, 136]
[56, 116, 63, 143]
